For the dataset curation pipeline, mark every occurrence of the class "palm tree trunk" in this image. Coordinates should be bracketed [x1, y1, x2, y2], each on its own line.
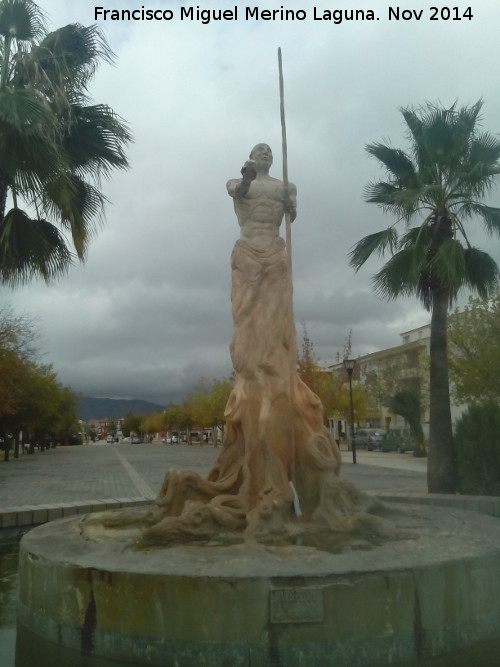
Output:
[427, 286, 455, 493]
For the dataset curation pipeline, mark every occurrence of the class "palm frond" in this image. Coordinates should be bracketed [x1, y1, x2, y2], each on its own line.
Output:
[463, 247, 499, 297]
[454, 99, 483, 141]
[429, 238, 467, 296]
[0, 207, 73, 285]
[400, 108, 423, 145]
[365, 182, 429, 222]
[364, 181, 398, 204]
[0, 138, 63, 200]
[458, 202, 500, 237]
[365, 143, 417, 185]
[63, 103, 131, 180]
[455, 132, 500, 196]
[399, 223, 432, 249]
[0, 0, 46, 42]
[372, 245, 427, 300]
[348, 228, 398, 271]
[469, 132, 500, 167]
[35, 23, 115, 93]
[427, 102, 479, 160]
[402, 101, 483, 177]
[423, 112, 458, 166]
[0, 4, 131, 284]
[43, 174, 106, 258]
[0, 87, 56, 133]
[0, 110, 66, 196]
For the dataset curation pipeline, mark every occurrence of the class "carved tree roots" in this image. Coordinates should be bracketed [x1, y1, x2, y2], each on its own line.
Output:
[97, 429, 398, 548]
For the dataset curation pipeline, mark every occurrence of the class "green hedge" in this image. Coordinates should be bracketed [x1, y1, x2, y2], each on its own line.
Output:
[454, 401, 500, 496]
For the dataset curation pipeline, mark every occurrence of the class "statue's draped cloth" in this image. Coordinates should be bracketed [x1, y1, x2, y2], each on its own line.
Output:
[206, 237, 341, 515]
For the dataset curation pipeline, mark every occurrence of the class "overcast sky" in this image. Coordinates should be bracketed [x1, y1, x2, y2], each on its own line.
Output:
[6, 0, 500, 405]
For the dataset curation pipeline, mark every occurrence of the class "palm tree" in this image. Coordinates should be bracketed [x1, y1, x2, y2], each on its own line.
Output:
[350, 101, 500, 493]
[0, 0, 131, 285]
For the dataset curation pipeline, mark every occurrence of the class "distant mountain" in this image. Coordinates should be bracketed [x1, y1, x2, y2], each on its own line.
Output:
[78, 396, 164, 421]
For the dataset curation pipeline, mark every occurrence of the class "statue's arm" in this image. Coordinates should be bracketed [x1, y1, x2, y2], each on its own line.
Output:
[227, 160, 257, 199]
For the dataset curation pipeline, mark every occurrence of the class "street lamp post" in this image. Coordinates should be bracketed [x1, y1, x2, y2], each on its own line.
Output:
[343, 358, 357, 464]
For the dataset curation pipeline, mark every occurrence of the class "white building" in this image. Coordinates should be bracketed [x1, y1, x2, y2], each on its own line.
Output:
[328, 323, 466, 439]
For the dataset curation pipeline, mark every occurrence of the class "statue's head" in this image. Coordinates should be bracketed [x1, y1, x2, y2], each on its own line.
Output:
[250, 143, 273, 170]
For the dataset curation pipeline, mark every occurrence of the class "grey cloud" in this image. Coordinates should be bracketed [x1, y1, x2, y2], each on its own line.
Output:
[9, 0, 500, 404]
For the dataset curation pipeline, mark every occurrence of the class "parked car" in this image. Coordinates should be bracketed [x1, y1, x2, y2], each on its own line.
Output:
[131, 436, 141, 444]
[106, 435, 113, 444]
[381, 428, 416, 453]
[353, 428, 385, 451]
[162, 435, 179, 444]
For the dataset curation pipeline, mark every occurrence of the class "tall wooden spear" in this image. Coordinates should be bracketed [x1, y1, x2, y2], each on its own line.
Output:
[278, 48, 300, 509]
[278, 47, 293, 299]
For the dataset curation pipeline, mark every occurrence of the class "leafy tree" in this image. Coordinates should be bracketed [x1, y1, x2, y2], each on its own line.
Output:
[208, 378, 232, 441]
[0, 304, 79, 457]
[363, 346, 429, 411]
[388, 390, 427, 457]
[297, 327, 371, 438]
[106, 420, 117, 438]
[350, 101, 500, 493]
[0, 0, 131, 285]
[192, 377, 232, 445]
[122, 412, 141, 438]
[186, 378, 212, 435]
[0, 304, 39, 358]
[297, 325, 341, 422]
[297, 325, 319, 391]
[141, 412, 163, 439]
[163, 402, 183, 435]
[161, 378, 233, 446]
[1, 357, 79, 455]
[178, 399, 196, 443]
[331, 382, 370, 426]
[454, 401, 500, 495]
[49, 384, 79, 443]
[362, 344, 429, 447]
[181, 377, 232, 444]
[448, 289, 500, 403]
[24, 369, 78, 443]
[0, 346, 27, 457]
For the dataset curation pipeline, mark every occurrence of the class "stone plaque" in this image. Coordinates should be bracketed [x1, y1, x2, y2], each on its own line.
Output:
[270, 586, 323, 623]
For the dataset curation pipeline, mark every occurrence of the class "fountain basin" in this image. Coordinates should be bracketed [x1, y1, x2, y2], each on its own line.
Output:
[17, 504, 500, 666]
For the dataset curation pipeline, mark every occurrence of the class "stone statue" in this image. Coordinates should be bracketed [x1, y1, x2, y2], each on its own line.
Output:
[227, 142, 297, 247]
[101, 145, 395, 545]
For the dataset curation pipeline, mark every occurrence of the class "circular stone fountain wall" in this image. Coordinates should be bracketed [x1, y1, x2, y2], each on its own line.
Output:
[17, 504, 500, 666]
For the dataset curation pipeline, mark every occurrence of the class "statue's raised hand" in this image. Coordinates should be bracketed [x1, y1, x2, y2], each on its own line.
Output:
[241, 160, 257, 183]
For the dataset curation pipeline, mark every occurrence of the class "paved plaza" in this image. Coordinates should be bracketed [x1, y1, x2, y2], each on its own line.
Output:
[0, 441, 427, 511]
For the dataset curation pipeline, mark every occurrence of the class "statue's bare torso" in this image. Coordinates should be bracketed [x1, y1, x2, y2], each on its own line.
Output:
[227, 143, 296, 251]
